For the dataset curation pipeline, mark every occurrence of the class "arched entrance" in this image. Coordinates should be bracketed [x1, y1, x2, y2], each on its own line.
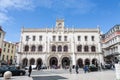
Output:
[77, 58, 83, 68]
[92, 58, 98, 67]
[85, 58, 90, 66]
[30, 58, 35, 65]
[62, 57, 70, 68]
[22, 58, 28, 67]
[49, 57, 58, 68]
[37, 58, 43, 69]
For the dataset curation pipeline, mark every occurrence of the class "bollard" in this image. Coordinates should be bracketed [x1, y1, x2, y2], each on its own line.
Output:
[4, 71, 12, 79]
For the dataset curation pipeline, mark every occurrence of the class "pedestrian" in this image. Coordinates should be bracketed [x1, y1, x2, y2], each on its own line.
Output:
[112, 63, 115, 70]
[75, 65, 79, 74]
[28, 65, 32, 77]
[83, 65, 89, 73]
[38, 65, 41, 70]
[69, 66, 72, 74]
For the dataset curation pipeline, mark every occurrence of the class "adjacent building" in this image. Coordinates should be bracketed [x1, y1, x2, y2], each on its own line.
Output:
[1, 41, 16, 65]
[18, 19, 104, 68]
[0, 27, 5, 63]
[101, 24, 120, 64]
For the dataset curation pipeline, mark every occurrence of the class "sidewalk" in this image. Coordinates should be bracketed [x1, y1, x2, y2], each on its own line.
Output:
[0, 70, 116, 80]
[0, 76, 32, 80]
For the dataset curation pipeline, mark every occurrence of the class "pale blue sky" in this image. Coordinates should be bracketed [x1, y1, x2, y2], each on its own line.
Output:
[0, 0, 120, 42]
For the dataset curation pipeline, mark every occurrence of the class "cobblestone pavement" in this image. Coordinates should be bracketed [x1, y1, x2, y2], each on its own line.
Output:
[0, 69, 116, 80]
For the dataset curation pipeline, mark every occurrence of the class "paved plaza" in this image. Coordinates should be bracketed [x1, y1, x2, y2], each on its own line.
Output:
[0, 69, 116, 80]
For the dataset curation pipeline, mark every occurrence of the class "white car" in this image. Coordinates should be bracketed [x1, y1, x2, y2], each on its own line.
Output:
[25, 65, 36, 70]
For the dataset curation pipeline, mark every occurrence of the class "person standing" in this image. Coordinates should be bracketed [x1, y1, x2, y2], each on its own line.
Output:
[83, 65, 89, 73]
[28, 65, 32, 77]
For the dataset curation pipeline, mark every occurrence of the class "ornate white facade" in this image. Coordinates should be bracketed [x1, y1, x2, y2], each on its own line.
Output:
[19, 19, 104, 68]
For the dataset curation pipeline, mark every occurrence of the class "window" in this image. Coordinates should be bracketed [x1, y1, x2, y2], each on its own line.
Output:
[78, 36, 81, 41]
[38, 45, 42, 51]
[7, 49, 9, 53]
[33, 36, 36, 41]
[4, 48, 5, 52]
[8, 44, 10, 48]
[6, 55, 8, 61]
[84, 45, 89, 52]
[24, 45, 29, 51]
[31, 45, 36, 52]
[91, 46, 96, 52]
[58, 45, 62, 52]
[59, 36, 61, 41]
[91, 36, 94, 41]
[12, 45, 14, 49]
[11, 50, 13, 53]
[64, 36, 67, 41]
[64, 45, 68, 52]
[2, 55, 5, 60]
[26, 35, 29, 41]
[39, 36, 42, 41]
[4, 43, 6, 47]
[85, 36, 87, 41]
[10, 56, 12, 59]
[77, 45, 82, 52]
[53, 36, 56, 41]
[52, 45, 56, 52]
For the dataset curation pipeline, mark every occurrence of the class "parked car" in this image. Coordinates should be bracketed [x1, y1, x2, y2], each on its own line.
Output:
[104, 63, 112, 69]
[0, 66, 26, 77]
[25, 65, 37, 70]
[89, 65, 98, 71]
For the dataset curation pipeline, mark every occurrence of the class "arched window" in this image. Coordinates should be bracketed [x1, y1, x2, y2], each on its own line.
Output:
[58, 45, 62, 52]
[30, 58, 35, 65]
[22, 58, 28, 66]
[52, 45, 56, 52]
[84, 45, 89, 52]
[91, 46, 96, 52]
[85, 58, 90, 65]
[77, 45, 82, 52]
[24, 45, 29, 51]
[38, 45, 42, 51]
[31, 45, 36, 52]
[64, 45, 68, 52]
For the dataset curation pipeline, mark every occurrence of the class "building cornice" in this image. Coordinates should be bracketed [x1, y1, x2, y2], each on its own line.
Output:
[22, 28, 99, 33]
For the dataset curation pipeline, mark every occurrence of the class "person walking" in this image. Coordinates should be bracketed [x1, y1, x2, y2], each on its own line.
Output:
[28, 65, 32, 77]
[75, 65, 79, 74]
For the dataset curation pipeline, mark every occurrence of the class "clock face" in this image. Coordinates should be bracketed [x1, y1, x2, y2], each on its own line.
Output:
[58, 23, 62, 27]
